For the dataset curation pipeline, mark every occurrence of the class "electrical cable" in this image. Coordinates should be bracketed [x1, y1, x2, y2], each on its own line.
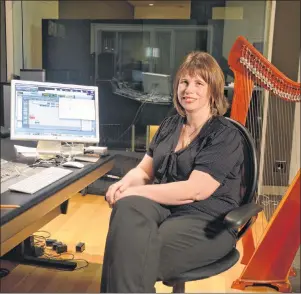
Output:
[32, 231, 89, 271]
[0, 268, 10, 279]
[116, 100, 148, 141]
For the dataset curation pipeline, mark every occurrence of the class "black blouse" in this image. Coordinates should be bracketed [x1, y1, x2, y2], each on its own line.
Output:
[147, 114, 244, 219]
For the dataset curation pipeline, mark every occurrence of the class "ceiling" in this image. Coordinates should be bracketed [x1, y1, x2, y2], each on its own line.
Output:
[127, 1, 189, 7]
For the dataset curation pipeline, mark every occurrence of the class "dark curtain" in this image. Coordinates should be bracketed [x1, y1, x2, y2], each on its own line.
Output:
[0, 0, 7, 82]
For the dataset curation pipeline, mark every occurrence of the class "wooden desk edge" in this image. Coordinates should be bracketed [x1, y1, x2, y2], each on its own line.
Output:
[1, 205, 21, 209]
[0, 159, 114, 256]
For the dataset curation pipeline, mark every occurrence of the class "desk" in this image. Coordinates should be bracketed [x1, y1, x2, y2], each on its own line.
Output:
[1, 140, 115, 257]
[97, 80, 173, 150]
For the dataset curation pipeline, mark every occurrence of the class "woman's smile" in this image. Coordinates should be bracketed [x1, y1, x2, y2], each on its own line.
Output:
[182, 96, 196, 104]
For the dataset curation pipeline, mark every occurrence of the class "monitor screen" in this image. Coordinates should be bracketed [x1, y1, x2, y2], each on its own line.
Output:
[132, 70, 143, 82]
[10, 80, 99, 143]
[142, 72, 171, 96]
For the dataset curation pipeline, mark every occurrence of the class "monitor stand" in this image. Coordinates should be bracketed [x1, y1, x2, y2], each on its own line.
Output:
[37, 140, 62, 159]
[37, 140, 84, 160]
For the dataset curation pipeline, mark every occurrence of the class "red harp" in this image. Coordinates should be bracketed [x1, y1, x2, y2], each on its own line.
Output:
[228, 36, 300, 292]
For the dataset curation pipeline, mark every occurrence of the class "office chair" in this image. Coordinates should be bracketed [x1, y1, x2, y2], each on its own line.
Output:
[161, 117, 262, 293]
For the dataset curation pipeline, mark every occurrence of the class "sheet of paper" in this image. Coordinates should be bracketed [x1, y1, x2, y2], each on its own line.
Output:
[14, 145, 38, 158]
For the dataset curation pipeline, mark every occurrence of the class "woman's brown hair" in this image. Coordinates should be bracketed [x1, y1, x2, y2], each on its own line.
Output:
[173, 51, 229, 117]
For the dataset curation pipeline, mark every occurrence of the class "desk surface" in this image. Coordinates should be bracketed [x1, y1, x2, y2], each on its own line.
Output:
[1, 139, 115, 227]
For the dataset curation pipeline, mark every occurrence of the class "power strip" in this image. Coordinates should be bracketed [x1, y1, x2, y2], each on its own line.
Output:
[84, 146, 108, 156]
[23, 255, 77, 270]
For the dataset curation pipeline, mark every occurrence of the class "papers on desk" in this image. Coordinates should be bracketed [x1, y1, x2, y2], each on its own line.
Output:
[1, 163, 42, 193]
[14, 145, 38, 158]
[14, 144, 100, 161]
[14, 144, 85, 159]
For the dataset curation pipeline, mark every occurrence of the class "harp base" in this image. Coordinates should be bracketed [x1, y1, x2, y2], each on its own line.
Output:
[240, 229, 256, 265]
[232, 279, 292, 293]
[289, 267, 297, 277]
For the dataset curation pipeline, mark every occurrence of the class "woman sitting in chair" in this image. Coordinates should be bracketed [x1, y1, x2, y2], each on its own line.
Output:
[101, 52, 244, 293]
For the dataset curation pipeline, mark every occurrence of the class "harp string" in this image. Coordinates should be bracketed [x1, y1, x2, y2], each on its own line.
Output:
[254, 76, 265, 244]
[241, 49, 298, 245]
[229, 37, 300, 257]
[242, 50, 297, 243]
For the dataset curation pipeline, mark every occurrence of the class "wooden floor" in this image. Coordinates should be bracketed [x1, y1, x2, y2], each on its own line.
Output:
[0, 194, 277, 293]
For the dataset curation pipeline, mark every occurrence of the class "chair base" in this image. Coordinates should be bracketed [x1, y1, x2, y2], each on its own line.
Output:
[232, 278, 292, 293]
[172, 282, 185, 293]
[163, 281, 185, 293]
[161, 248, 240, 293]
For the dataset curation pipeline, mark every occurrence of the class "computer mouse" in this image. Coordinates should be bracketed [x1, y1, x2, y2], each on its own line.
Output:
[62, 161, 84, 169]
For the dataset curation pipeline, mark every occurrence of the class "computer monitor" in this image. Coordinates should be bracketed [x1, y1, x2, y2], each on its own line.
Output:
[10, 80, 99, 144]
[132, 70, 143, 82]
[142, 72, 171, 96]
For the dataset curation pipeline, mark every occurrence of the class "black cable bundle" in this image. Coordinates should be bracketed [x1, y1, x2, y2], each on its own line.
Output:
[32, 231, 89, 271]
[0, 268, 10, 278]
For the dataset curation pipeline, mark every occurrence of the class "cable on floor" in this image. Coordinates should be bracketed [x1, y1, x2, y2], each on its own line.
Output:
[0, 268, 10, 278]
[32, 231, 89, 271]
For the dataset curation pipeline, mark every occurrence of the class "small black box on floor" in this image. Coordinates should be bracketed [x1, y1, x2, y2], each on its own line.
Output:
[34, 246, 44, 257]
[56, 244, 67, 254]
[52, 241, 63, 250]
[46, 239, 57, 247]
[76, 242, 85, 252]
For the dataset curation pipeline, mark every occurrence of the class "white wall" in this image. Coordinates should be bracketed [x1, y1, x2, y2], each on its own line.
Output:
[22, 1, 59, 69]
[222, 1, 266, 59]
[5, 1, 14, 80]
[1, 0, 7, 81]
[12, 1, 22, 76]
[10, 1, 59, 76]
[291, 56, 300, 270]
[289, 56, 301, 184]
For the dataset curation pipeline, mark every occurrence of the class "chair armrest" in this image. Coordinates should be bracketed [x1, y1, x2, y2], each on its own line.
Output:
[224, 202, 263, 229]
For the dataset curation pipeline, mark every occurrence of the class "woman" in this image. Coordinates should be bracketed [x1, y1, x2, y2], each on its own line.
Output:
[101, 52, 244, 293]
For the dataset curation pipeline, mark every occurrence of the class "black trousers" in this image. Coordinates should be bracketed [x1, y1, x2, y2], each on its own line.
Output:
[100, 196, 236, 293]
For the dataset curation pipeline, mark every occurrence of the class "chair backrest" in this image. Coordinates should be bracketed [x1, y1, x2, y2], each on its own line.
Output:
[225, 117, 258, 206]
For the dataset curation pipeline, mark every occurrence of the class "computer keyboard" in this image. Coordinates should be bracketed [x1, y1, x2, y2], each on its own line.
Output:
[8, 167, 73, 194]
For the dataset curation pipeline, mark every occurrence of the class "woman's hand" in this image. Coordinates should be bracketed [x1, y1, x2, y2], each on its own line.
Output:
[106, 180, 130, 207]
[114, 186, 137, 203]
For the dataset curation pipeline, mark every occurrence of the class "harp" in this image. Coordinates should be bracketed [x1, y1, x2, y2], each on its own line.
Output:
[228, 36, 300, 292]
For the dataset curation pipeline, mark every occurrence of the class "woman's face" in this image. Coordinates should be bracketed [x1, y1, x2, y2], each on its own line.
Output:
[177, 74, 211, 115]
